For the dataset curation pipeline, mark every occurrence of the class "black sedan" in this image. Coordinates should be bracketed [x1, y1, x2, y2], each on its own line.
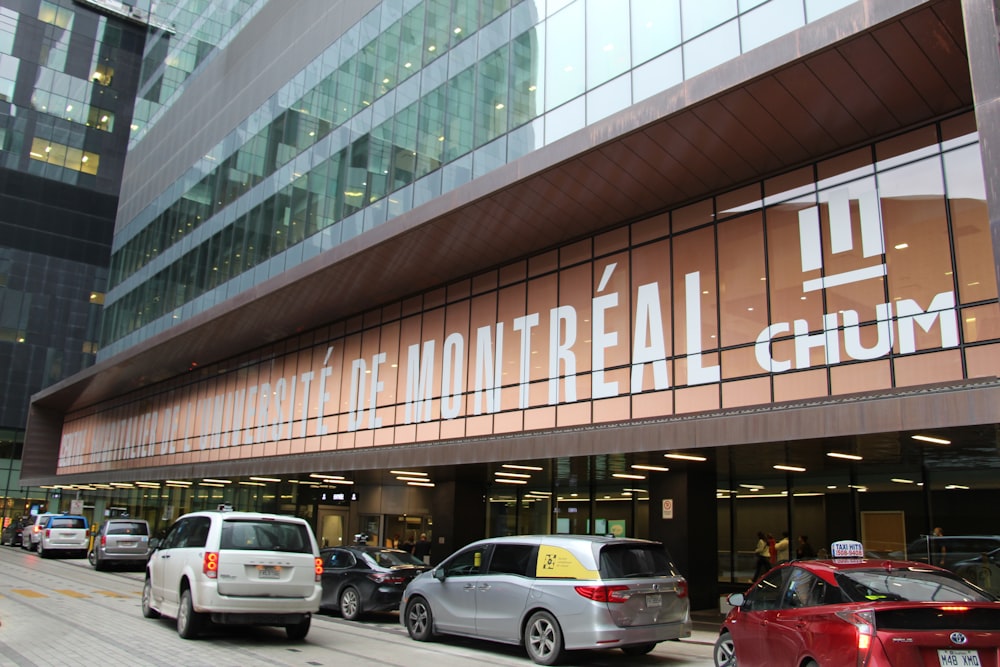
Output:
[2, 518, 28, 547]
[320, 545, 428, 620]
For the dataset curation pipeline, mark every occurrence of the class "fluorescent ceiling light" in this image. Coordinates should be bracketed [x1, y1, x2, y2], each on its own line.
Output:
[396, 476, 430, 482]
[165, 480, 192, 485]
[891, 478, 914, 484]
[310, 473, 344, 479]
[390, 470, 426, 476]
[503, 464, 543, 471]
[249, 476, 281, 483]
[407, 481, 435, 487]
[495, 478, 528, 485]
[664, 453, 707, 461]
[495, 471, 531, 478]
[946, 484, 969, 490]
[202, 478, 232, 484]
[631, 464, 669, 472]
[239, 481, 266, 486]
[826, 452, 863, 461]
[612, 473, 646, 480]
[773, 465, 806, 472]
[912, 434, 951, 445]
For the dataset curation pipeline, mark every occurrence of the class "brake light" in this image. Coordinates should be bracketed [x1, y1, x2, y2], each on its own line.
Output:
[315, 557, 324, 581]
[368, 572, 406, 585]
[44, 529, 51, 538]
[677, 579, 688, 599]
[203, 551, 219, 579]
[100, 535, 107, 547]
[835, 609, 875, 667]
[33, 525, 41, 533]
[575, 585, 630, 603]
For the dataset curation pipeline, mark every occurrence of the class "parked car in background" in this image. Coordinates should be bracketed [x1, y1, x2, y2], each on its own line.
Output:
[142, 510, 323, 640]
[2, 517, 30, 547]
[36, 514, 89, 558]
[401, 534, 691, 665]
[89, 518, 152, 570]
[714, 541, 1000, 667]
[21, 512, 59, 551]
[320, 545, 428, 620]
[953, 546, 1000, 596]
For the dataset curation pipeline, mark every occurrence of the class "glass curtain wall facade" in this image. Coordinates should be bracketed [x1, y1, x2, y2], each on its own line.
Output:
[0, 0, 145, 530]
[100, 0, 856, 358]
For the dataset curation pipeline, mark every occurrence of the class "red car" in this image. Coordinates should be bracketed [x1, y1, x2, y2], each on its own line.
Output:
[715, 553, 1000, 666]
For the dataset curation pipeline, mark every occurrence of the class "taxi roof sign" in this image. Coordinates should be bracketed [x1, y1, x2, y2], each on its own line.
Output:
[831, 540, 864, 558]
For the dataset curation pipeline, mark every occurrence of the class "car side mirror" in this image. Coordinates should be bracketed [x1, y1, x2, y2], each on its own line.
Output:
[727, 592, 746, 607]
[434, 568, 447, 582]
[149, 538, 160, 551]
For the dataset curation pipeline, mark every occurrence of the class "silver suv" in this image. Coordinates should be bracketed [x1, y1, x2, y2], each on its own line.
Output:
[401, 535, 691, 665]
[142, 510, 323, 640]
[21, 513, 58, 551]
[89, 518, 151, 570]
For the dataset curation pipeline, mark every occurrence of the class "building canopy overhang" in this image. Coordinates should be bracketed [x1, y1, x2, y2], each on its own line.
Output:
[23, 0, 983, 483]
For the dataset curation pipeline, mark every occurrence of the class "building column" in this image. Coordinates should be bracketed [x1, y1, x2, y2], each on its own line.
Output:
[647, 461, 718, 611]
[961, 0, 1000, 287]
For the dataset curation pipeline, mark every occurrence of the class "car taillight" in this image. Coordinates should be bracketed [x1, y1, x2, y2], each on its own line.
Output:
[100, 535, 107, 547]
[368, 572, 406, 585]
[676, 579, 688, 598]
[203, 551, 219, 579]
[33, 525, 41, 533]
[574, 585, 630, 603]
[315, 557, 324, 581]
[835, 609, 875, 667]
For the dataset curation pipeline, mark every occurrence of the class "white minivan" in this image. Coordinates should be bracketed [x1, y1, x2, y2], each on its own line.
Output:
[142, 510, 323, 640]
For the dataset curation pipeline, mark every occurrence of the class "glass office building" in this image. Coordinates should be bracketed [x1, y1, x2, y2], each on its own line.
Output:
[0, 0, 146, 532]
[22, 0, 1000, 607]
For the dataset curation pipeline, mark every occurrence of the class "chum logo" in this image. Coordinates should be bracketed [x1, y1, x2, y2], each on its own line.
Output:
[798, 188, 886, 292]
[753, 186, 958, 373]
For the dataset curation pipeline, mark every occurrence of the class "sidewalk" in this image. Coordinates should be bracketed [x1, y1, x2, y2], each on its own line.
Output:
[687, 608, 726, 646]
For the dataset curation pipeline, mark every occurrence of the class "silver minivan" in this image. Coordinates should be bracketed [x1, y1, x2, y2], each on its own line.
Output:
[89, 518, 151, 570]
[400, 535, 691, 665]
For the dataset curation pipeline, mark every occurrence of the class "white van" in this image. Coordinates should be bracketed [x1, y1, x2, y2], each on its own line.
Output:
[142, 510, 323, 640]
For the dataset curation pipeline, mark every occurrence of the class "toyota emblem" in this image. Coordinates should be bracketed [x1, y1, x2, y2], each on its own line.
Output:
[950, 632, 968, 645]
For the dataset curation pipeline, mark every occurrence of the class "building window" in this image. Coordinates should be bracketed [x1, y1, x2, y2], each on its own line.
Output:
[86, 107, 114, 132]
[29, 137, 99, 175]
[91, 64, 114, 87]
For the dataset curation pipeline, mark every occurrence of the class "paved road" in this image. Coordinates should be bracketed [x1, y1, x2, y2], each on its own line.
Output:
[0, 546, 718, 666]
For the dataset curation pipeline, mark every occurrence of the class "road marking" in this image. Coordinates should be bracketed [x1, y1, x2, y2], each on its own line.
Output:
[55, 589, 89, 598]
[94, 590, 129, 598]
[11, 589, 47, 598]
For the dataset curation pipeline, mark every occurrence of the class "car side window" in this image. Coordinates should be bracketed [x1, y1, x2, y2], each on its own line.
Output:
[744, 568, 788, 611]
[781, 567, 830, 608]
[443, 546, 487, 577]
[181, 517, 211, 548]
[487, 544, 535, 576]
[159, 519, 188, 549]
[327, 549, 355, 569]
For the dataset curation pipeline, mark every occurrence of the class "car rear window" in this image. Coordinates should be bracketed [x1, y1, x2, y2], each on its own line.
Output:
[49, 517, 86, 529]
[836, 568, 995, 603]
[364, 549, 428, 568]
[107, 521, 148, 536]
[599, 544, 679, 579]
[220, 519, 312, 553]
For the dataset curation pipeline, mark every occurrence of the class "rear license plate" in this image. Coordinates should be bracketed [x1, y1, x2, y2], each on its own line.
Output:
[258, 566, 280, 579]
[119, 541, 135, 547]
[938, 650, 981, 667]
[645, 593, 662, 608]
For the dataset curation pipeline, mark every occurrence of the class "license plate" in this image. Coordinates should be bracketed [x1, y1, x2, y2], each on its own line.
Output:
[258, 566, 280, 579]
[645, 593, 662, 608]
[938, 649, 981, 667]
[119, 541, 135, 547]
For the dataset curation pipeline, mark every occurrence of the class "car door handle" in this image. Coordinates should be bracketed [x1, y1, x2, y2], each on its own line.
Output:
[463, 584, 476, 590]
[160, 553, 170, 559]
[477, 584, 491, 591]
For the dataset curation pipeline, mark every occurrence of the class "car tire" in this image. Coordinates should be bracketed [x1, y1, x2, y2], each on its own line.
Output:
[88, 549, 98, 567]
[622, 643, 656, 656]
[37, 542, 47, 558]
[177, 588, 204, 639]
[339, 586, 362, 620]
[524, 610, 564, 666]
[405, 596, 435, 641]
[285, 614, 311, 640]
[141, 578, 161, 618]
[713, 631, 738, 667]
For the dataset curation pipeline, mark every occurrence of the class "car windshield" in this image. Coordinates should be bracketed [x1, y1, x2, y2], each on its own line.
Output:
[107, 521, 148, 535]
[364, 549, 426, 568]
[220, 520, 312, 553]
[836, 568, 995, 603]
[599, 544, 679, 578]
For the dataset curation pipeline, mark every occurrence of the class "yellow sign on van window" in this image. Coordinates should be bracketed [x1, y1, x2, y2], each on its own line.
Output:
[536, 545, 598, 579]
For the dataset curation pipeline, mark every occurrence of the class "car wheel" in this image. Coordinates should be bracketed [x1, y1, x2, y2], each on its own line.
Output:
[713, 631, 738, 667]
[141, 578, 160, 619]
[622, 643, 656, 656]
[405, 596, 435, 641]
[88, 549, 98, 567]
[37, 542, 47, 558]
[177, 589, 204, 639]
[339, 586, 362, 620]
[285, 614, 311, 640]
[524, 610, 564, 666]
